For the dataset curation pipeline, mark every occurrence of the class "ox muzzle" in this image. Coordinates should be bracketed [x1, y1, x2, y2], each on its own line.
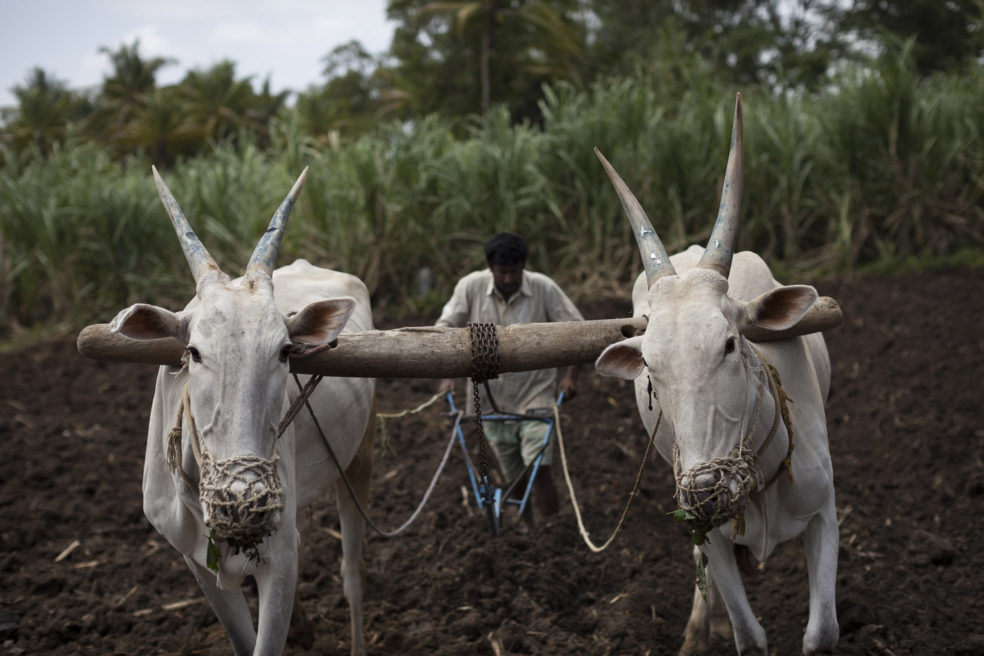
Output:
[199, 451, 285, 555]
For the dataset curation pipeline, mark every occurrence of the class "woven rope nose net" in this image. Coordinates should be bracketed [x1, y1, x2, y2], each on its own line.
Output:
[166, 384, 285, 559]
[670, 342, 792, 537]
[673, 434, 764, 532]
[199, 451, 284, 552]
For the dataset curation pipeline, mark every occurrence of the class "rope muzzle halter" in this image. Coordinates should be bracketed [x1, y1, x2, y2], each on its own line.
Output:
[167, 384, 286, 560]
[671, 342, 794, 538]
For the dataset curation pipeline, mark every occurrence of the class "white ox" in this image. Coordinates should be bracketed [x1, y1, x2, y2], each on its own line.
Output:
[108, 168, 375, 655]
[595, 95, 838, 655]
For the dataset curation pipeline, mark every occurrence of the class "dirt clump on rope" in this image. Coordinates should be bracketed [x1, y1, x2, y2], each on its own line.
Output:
[2, 266, 983, 655]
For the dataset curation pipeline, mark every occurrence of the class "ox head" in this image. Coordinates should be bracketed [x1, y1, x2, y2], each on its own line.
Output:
[595, 95, 818, 528]
[109, 167, 355, 552]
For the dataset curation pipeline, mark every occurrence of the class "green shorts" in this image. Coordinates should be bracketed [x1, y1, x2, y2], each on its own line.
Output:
[482, 413, 553, 484]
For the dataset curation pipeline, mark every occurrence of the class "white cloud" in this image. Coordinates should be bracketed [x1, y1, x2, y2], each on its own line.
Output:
[209, 21, 266, 45]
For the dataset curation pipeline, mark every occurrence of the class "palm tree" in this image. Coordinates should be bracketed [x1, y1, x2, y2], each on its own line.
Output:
[126, 86, 193, 166]
[393, 0, 586, 118]
[175, 60, 261, 146]
[3, 67, 90, 156]
[91, 40, 174, 142]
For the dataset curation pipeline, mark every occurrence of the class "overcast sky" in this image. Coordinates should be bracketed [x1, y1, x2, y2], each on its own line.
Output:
[0, 0, 396, 109]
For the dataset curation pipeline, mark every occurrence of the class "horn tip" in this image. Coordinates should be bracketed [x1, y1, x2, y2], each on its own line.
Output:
[594, 148, 615, 175]
[288, 167, 310, 200]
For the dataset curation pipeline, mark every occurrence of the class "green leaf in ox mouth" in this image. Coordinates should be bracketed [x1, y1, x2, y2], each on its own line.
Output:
[671, 508, 713, 600]
[206, 530, 221, 572]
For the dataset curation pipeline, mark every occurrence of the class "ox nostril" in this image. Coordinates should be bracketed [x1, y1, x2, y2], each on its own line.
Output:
[694, 472, 718, 490]
[693, 473, 719, 502]
[678, 470, 726, 518]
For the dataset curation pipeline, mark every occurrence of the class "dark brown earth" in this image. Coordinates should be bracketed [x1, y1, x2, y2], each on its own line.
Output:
[2, 266, 983, 656]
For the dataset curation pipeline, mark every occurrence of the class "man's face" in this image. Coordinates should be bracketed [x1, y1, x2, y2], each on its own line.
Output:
[490, 261, 524, 299]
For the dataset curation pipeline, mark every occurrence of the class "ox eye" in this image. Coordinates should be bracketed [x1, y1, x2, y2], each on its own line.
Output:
[724, 336, 736, 355]
[187, 346, 202, 363]
[279, 344, 293, 363]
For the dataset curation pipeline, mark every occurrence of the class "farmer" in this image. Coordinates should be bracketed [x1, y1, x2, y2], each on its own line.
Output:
[436, 232, 583, 526]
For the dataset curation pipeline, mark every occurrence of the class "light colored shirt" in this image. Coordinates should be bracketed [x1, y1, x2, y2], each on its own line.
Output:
[436, 268, 584, 415]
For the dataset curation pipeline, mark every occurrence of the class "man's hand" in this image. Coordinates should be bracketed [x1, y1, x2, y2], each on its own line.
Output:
[438, 378, 456, 396]
[557, 365, 579, 401]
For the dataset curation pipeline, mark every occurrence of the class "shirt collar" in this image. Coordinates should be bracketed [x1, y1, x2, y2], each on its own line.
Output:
[484, 268, 531, 302]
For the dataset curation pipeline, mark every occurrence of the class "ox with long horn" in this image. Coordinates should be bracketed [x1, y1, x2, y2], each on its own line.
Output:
[594, 93, 841, 655]
[99, 166, 377, 655]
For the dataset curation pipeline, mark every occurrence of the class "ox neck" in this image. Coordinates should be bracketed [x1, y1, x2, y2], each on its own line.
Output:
[744, 342, 794, 491]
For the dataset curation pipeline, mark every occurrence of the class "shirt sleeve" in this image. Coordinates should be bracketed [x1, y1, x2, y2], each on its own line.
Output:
[545, 278, 584, 323]
[435, 275, 472, 327]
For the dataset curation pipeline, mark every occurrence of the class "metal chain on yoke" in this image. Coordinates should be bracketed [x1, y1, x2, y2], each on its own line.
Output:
[467, 322, 501, 492]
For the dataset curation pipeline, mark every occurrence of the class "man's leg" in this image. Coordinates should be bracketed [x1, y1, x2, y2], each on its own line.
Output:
[518, 418, 558, 523]
[484, 422, 534, 528]
[483, 422, 524, 486]
[531, 465, 559, 519]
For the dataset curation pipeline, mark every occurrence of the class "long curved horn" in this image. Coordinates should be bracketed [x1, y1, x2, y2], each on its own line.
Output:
[152, 165, 220, 284]
[697, 93, 743, 277]
[595, 148, 676, 287]
[246, 167, 309, 277]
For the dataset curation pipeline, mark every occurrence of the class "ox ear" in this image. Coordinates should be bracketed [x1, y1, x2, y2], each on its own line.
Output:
[743, 285, 818, 332]
[110, 303, 188, 342]
[287, 297, 356, 358]
[595, 336, 647, 380]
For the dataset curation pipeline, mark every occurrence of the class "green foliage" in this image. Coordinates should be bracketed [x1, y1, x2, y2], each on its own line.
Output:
[1, 54, 982, 338]
[831, 0, 984, 75]
[672, 508, 712, 546]
[672, 508, 711, 600]
[206, 530, 220, 572]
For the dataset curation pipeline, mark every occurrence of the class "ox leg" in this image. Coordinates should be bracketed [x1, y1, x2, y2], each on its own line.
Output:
[334, 410, 374, 656]
[289, 510, 316, 650]
[184, 556, 256, 656]
[253, 547, 299, 656]
[801, 498, 839, 655]
[703, 537, 767, 655]
[680, 546, 732, 655]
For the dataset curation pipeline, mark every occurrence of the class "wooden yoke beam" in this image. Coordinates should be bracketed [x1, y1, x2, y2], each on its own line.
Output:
[77, 296, 842, 378]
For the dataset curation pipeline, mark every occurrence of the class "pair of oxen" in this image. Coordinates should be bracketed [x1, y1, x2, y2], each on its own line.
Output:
[97, 95, 839, 655]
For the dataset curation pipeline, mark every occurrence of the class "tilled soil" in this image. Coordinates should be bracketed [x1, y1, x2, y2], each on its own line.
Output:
[1, 266, 982, 655]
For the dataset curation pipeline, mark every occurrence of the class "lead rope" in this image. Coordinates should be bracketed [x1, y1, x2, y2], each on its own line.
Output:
[556, 406, 661, 553]
[291, 374, 458, 537]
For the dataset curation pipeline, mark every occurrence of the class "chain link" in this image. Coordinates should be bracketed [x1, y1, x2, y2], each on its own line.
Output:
[467, 322, 500, 383]
[467, 322, 500, 495]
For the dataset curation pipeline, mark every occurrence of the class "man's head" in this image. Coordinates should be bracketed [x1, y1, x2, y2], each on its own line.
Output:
[485, 232, 526, 299]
